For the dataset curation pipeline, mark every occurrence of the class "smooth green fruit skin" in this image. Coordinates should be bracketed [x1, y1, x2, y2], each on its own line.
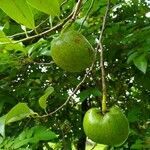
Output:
[51, 30, 94, 72]
[83, 106, 129, 146]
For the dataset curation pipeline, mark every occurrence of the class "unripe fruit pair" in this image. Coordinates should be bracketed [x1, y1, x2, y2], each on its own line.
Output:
[50, 31, 129, 146]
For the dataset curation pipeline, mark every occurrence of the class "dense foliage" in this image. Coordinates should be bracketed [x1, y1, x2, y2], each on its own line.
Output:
[0, 0, 150, 149]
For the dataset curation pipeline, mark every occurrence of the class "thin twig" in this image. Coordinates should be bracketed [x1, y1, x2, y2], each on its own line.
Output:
[90, 143, 97, 150]
[8, 30, 33, 38]
[61, 0, 68, 7]
[34, 0, 93, 118]
[61, 0, 83, 33]
[0, 12, 73, 45]
[79, 0, 95, 31]
[33, 61, 54, 65]
[38, 56, 96, 118]
[7, 0, 79, 39]
[8, 18, 49, 38]
[98, 1, 110, 44]
[98, 0, 110, 113]
[1, 0, 83, 45]
[44, 143, 53, 150]
[72, 0, 83, 21]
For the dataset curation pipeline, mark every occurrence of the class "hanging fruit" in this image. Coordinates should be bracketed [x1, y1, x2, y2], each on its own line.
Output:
[51, 30, 95, 72]
[83, 106, 129, 146]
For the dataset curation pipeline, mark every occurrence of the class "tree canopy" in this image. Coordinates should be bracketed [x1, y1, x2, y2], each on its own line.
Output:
[0, 0, 150, 149]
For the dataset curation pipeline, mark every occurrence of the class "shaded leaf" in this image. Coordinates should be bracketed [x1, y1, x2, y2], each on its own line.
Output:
[5, 126, 57, 149]
[13, 138, 32, 149]
[27, 38, 50, 58]
[135, 72, 150, 90]
[31, 126, 57, 143]
[0, 91, 17, 114]
[131, 138, 150, 149]
[78, 88, 101, 102]
[127, 107, 140, 123]
[133, 54, 147, 73]
[127, 52, 138, 64]
[0, 102, 4, 114]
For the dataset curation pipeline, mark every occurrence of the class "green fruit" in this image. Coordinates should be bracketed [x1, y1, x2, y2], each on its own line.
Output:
[83, 106, 129, 146]
[51, 30, 95, 72]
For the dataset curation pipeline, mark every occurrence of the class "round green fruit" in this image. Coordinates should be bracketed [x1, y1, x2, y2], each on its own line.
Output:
[83, 106, 129, 146]
[50, 30, 95, 72]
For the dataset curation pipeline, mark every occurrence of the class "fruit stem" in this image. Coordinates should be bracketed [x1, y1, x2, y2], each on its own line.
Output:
[98, 0, 110, 114]
[100, 43, 107, 114]
[61, 0, 83, 33]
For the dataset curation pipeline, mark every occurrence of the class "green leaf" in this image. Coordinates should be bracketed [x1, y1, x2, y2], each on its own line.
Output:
[0, 30, 12, 46]
[127, 52, 138, 64]
[5, 103, 34, 124]
[9, 128, 33, 149]
[135, 72, 150, 90]
[27, 38, 50, 58]
[0, 115, 6, 137]
[31, 126, 57, 143]
[18, 128, 34, 140]
[131, 138, 150, 149]
[11, 126, 57, 148]
[127, 107, 140, 123]
[133, 54, 147, 74]
[3, 137, 14, 149]
[0, 30, 25, 52]
[0, 0, 35, 29]
[78, 88, 101, 102]
[27, 0, 60, 16]
[13, 138, 32, 149]
[39, 87, 54, 109]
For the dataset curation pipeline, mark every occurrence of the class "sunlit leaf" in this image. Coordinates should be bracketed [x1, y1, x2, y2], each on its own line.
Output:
[39, 87, 54, 109]
[0, 0, 35, 29]
[27, 0, 60, 16]
[0, 30, 25, 52]
[12, 139, 32, 149]
[5, 103, 34, 124]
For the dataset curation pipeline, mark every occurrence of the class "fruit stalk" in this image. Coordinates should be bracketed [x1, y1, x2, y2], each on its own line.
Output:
[72, 0, 83, 21]
[62, 0, 83, 33]
[100, 42, 107, 113]
[98, 0, 110, 114]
